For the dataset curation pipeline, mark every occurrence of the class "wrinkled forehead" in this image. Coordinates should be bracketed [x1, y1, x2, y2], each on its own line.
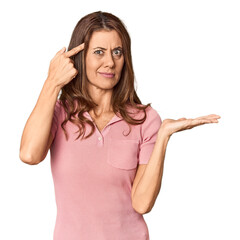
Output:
[88, 30, 122, 49]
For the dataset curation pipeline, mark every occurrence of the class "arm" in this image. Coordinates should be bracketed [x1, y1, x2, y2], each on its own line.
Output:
[19, 79, 61, 165]
[132, 114, 220, 214]
[19, 43, 85, 165]
[132, 128, 170, 214]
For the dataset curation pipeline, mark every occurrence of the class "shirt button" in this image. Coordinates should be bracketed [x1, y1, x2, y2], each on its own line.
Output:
[98, 136, 102, 141]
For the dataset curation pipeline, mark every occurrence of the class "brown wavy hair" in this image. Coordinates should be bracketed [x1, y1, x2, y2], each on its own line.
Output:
[58, 11, 152, 141]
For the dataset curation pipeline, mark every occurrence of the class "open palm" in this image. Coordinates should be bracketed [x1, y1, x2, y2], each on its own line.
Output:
[162, 114, 221, 136]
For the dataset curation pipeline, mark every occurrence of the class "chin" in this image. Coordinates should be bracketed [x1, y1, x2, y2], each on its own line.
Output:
[93, 83, 114, 90]
[87, 77, 119, 89]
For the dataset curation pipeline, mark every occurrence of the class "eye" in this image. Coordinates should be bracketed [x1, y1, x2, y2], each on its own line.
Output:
[94, 50, 103, 55]
[113, 49, 122, 56]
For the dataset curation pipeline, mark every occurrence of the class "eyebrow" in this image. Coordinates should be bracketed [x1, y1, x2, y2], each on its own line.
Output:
[93, 46, 123, 50]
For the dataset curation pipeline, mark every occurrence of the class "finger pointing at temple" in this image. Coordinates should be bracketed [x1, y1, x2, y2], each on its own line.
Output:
[64, 43, 85, 58]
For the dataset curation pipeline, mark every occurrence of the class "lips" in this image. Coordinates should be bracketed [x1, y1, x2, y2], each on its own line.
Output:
[98, 72, 115, 78]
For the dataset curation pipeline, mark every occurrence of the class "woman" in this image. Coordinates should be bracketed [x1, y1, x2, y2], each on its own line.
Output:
[19, 11, 221, 240]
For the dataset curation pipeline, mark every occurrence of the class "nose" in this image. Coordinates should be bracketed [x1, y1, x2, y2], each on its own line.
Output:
[104, 52, 115, 68]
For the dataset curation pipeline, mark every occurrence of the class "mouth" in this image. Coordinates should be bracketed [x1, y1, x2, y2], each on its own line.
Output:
[98, 72, 115, 78]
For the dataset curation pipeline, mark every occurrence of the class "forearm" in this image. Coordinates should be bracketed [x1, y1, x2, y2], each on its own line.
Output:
[133, 128, 170, 213]
[19, 79, 61, 164]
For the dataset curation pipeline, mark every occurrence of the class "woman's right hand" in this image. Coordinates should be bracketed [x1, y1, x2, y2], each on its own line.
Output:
[46, 43, 85, 88]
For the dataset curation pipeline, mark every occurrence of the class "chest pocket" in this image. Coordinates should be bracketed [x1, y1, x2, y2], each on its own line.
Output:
[107, 139, 139, 170]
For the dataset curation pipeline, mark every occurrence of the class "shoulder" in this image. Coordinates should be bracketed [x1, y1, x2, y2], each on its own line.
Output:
[127, 104, 161, 121]
[145, 105, 160, 118]
[143, 106, 162, 128]
[55, 99, 71, 112]
[53, 99, 67, 119]
[54, 99, 63, 112]
[56, 99, 61, 107]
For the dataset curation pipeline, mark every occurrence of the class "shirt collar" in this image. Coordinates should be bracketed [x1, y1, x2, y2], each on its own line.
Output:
[83, 111, 123, 125]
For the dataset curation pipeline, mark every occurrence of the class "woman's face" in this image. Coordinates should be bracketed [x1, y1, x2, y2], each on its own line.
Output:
[85, 29, 124, 90]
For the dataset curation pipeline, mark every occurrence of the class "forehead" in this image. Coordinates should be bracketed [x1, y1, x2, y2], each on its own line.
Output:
[89, 30, 122, 48]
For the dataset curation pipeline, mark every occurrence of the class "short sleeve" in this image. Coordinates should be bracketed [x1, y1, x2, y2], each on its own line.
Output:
[50, 99, 61, 139]
[138, 107, 162, 164]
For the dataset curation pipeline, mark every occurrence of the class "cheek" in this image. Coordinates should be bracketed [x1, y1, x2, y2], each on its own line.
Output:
[86, 57, 100, 74]
[117, 59, 124, 72]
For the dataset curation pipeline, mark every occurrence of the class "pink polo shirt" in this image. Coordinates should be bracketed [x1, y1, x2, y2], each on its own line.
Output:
[50, 99, 162, 240]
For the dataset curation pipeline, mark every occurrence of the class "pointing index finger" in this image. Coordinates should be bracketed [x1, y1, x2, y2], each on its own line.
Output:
[65, 43, 85, 58]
